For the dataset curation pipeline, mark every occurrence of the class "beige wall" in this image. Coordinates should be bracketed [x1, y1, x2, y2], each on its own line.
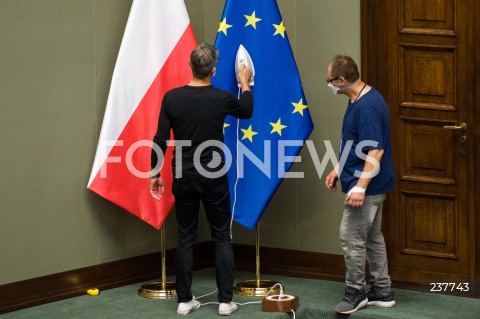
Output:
[0, 0, 360, 285]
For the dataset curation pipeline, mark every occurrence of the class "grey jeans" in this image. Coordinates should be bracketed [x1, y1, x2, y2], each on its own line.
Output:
[339, 193, 391, 293]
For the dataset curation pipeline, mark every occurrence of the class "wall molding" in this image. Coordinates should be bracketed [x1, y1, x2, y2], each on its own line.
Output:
[0, 243, 345, 314]
[233, 244, 345, 282]
[0, 242, 213, 314]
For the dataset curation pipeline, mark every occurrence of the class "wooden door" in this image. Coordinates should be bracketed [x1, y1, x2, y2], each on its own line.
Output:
[361, 0, 477, 292]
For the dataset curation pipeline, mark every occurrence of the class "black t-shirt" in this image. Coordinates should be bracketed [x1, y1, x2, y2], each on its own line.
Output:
[151, 85, 253, 171]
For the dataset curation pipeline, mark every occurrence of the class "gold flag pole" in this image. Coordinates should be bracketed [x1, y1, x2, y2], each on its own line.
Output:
[233, 225, 281, 296]
[137, 226, 176, 299]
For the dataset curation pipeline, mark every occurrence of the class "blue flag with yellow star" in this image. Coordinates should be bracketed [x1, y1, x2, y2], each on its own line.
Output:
[212, 0, 314, 230]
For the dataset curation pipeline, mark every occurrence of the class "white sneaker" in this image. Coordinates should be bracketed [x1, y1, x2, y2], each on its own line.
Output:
[218, 301, 238, 316]
[176, 299, 200, 315]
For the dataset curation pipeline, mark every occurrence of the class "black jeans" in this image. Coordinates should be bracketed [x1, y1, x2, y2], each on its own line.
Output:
[172, 168, 234, 303]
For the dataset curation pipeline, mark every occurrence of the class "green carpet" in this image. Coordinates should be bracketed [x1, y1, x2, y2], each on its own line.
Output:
[2, 268, 479, 318]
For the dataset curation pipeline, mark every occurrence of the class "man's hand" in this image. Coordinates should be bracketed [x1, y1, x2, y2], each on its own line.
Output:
[149, 176, 164, 201]
[325, 169, 339, 192]
[346, 186, 366, 208]
[346, 192, 365, 208]
[237, 64, 252, 91]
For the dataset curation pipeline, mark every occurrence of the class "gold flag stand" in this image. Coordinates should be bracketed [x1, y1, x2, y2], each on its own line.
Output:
[233, 226, 281, 296]
[137, 226, 176, 299]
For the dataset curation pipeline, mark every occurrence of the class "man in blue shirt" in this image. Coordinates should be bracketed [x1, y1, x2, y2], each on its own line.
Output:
[325, 55, 395, 315]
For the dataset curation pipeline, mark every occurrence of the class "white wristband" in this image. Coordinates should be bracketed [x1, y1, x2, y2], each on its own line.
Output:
[348, 186, 366, 196]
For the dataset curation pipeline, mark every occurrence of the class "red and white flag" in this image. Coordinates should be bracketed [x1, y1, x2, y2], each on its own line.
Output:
[87, 0, 196, 229]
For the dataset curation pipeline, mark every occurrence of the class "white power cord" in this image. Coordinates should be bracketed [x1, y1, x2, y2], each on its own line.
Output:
[195, 283, 297, 318]
[265, 283, 284, 298]
[194, 287, 262, 307]
[195, 288, 217, 300]
[195, 288, 219, 306]
[229, 87, 242, 240]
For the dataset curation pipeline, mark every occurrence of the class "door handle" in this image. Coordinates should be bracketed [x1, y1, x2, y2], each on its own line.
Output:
[443, 123, 467, 131]
[443, 122, 467, 144]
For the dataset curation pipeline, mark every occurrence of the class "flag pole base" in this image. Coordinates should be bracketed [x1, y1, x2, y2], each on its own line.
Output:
[233, 279, 281, 297]
[137, 282, 176, 299]
[138, 227, 176, 299]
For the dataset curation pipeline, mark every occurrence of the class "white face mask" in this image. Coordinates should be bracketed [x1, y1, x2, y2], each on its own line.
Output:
[327, 82, 340, 95]
[327, 79, 359, 95]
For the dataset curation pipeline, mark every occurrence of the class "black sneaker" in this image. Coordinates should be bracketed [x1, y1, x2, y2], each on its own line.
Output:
[335, 287, 368, 314]
[367, 287, 396, 307]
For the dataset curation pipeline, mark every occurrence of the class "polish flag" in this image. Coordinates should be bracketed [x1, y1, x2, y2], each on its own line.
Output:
[87, 0, 196, 229]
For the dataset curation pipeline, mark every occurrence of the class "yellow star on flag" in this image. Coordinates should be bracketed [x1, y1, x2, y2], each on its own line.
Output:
[223, 123, 230, 134]
[292, 98, 308, 116]
[245, 11, 262, 29]
[273, 21, 286, 38]
[218, 17, 232, 35]
[270, 118, 287, 136]
[241, 125, 258, 142]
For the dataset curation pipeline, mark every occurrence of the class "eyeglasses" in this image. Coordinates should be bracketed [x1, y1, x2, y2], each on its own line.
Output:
[326, 77, 339, 84]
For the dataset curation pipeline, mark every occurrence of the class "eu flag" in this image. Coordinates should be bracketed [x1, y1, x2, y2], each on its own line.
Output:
[212, 0, 314, 230]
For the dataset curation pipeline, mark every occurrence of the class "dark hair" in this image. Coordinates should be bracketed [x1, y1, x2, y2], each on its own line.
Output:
[330, 55, 360, 83]
[190, 43, 219, 79]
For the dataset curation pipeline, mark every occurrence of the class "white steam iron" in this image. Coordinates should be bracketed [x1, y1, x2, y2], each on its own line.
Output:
[235, 44, 255, 87]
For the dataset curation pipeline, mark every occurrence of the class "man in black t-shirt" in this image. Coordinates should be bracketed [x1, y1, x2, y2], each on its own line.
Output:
[150, 43, 253, 316]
